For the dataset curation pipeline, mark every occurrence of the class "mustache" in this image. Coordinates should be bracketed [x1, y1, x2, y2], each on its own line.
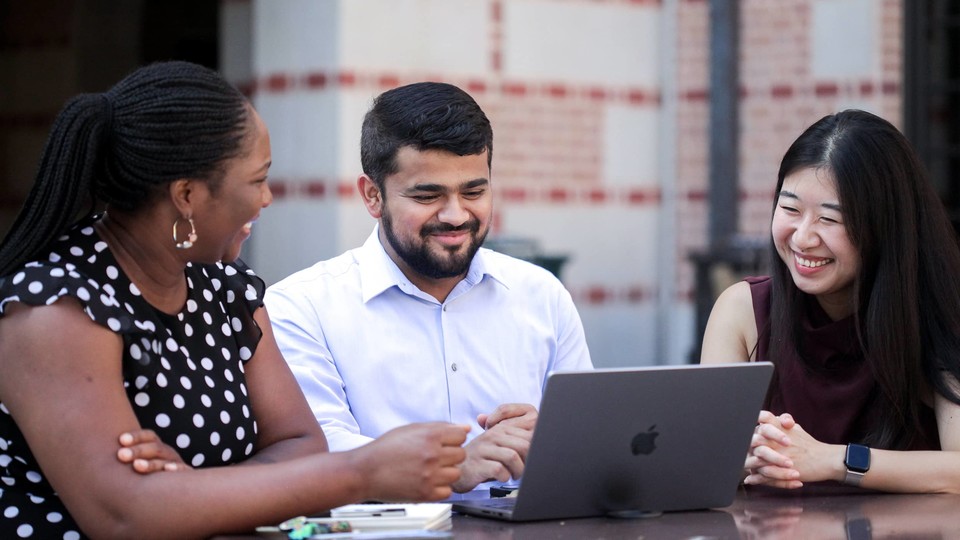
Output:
[420, 220, 480, 236]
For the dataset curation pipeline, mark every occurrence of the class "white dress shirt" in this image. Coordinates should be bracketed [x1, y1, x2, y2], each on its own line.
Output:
[264, 227, 593, 451]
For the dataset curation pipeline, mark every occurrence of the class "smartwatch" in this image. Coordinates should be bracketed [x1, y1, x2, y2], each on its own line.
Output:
[843, 443, 871, 486]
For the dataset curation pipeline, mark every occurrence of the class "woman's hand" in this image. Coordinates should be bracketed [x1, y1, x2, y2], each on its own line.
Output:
[744, 411, 844, 488]
[116, 429, 191, 474]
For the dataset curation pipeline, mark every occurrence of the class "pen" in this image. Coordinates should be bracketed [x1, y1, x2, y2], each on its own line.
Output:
[333, 508, 407, 518]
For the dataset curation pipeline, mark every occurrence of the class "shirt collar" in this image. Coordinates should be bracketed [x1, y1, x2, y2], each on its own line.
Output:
[356, 225, 511, 303]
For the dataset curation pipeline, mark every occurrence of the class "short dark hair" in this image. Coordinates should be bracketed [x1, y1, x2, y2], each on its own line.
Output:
[0, 61, 250, 276]
[360, 82, 493, 189]
[768, 109, 960, 448]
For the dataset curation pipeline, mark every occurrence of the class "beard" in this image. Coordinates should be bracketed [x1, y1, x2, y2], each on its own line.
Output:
[381, 205, 488, 280]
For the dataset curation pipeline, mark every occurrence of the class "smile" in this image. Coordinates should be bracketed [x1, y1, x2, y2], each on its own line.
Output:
[794, 253, 833, 268]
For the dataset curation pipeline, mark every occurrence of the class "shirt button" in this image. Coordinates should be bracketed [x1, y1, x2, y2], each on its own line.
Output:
[451, 363, 458, 372]
[442, 305, 448, 312]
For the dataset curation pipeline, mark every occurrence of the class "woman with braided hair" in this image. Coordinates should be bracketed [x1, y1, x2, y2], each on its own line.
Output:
[0, 61, 468, 539]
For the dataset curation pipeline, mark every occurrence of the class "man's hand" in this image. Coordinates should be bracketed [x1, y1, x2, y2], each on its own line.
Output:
[453, 403, 538, 493]
[116, 429, 191, 473]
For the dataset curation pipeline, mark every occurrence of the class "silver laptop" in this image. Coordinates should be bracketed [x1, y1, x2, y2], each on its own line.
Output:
[453, 362, 773, 521]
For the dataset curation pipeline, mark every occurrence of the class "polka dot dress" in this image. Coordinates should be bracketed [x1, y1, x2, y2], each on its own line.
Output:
[0, 214, 264, 538]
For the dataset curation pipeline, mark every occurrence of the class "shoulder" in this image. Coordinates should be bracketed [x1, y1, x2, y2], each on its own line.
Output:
[269, 250, 361, 294]
[714, 280, 756, 315]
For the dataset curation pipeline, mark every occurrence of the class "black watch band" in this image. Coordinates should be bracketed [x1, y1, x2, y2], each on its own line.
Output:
[843, 443, 871, 486]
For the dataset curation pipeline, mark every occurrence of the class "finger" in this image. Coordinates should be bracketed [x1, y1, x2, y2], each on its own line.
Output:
[132, 458, 186, 474]
[755, 464, 800, 481]
[752, 445, 795, 468]
[438, 446, 467, 467]
[476, 414, 489, 428]
[484, 404, 537, 429]
[118, 429, 160, 447]
[778, 413, 796, 428]
[756, 424, 791, 446]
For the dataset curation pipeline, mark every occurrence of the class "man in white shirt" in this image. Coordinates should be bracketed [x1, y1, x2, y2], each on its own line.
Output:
[265, 82, 592, 493]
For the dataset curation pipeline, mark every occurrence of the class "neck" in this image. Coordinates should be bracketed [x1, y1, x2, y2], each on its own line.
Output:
[96, 209, 188, 315]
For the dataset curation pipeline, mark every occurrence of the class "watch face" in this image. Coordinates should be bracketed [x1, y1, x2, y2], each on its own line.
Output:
[845, 444, 871, 473]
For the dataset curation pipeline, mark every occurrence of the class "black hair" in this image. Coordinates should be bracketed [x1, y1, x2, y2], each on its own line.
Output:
[0, 60, 250, 276]
[360, 81, 493, 189]
[768, 109, 960, 449]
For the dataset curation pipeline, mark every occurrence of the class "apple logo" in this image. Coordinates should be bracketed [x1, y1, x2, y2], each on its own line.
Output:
[630, 424, 659, 455]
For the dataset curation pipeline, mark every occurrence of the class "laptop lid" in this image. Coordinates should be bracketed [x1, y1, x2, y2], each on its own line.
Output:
[453, 362, 773, 521]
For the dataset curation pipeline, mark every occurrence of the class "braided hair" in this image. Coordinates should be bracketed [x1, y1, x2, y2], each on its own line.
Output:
[0, 61, 250, 276]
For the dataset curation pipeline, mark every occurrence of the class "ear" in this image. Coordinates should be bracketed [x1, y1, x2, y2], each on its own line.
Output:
[358, 174, 384, 219]
[168, 179, 195, 218]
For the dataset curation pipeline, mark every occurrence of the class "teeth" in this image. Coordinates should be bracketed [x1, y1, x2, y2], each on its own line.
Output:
[796, 255, 832, 268]
[242, 222, 253, 232]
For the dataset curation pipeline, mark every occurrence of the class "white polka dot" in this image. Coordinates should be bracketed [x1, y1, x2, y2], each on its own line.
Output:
[160, 357, 172, 371]
[69, 246, 83, 257]
[201, 395, 212, 407]
[203, 289, 213, 302]
[203, 312, 213, 325]
[4, 506, 19, 518]
[220, 411, 231, 424]
[134, 393, 149, 407]
[245, 284, 258, 301]
[212, 278, 222, 291]
[191, 454, 205, 467]
[49, 268, 65, 278]
[94, 240, 108, 252]
[231, 317, 242, 332]
[28, 495, 43, 504]
[2, 476, 15, 486]
[224, 369, 235, 383]
[187, 299, 198, 313]
[46, 512, 62, 523]
[243, 405, 251, 418]
[106, 265, 119, 279]
[221, 348, 231, 361]
[245, 443, 254, 455]
[87, 255, 97, 264]
[224, 390, 235, 403]
[156, 373, 168, 387]
[0, 455, 11, 467]
[80, 226, 94, 236]
[135, 375, 149, 389]
[176, 434, 190, 449]
[186, 358, 197, 370]
[226, 290, 236, 303]
[204, 376, 215, 388]
[236, 426, 246, 440]
[221, 323, 231, 336]
[12, 272, 25, 285]
[16, 523, 32, 537]
[165, 338, 178, 352]
[180, 376, 193, 390]
[156, 413, 171, 428]
[75, 287, 90, 301]
[173, 394, 185, 409]
[49, 253, 61, 262]
[107, 318, 121, 331]
[129, 343, 142, 360]
[184, 323, 194, 337]
[102, 283, 115, 297]
[224, 265, 238, 276]
[27, 281, 43, 294]
[193, 414, 205, 428]
[129, 282, 141, 296]
[210, 432, 220, 445]
[64, 530, 81, 540]
[222, 448, 232, 462]
[205, 334, 215, 347]
[201, 358, 214, 370]
[25, 471, 42, 483]
[239, 347, 252, 361]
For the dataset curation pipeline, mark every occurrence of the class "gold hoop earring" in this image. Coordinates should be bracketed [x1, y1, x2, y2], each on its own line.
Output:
[173, 217, 198, 249]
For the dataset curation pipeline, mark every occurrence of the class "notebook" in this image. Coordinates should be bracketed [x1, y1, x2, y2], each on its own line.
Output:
[452, 362, 774, 521]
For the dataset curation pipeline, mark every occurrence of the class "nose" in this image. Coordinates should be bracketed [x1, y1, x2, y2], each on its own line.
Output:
[262, 182, 273, 208]
[792, 217, 821, 250]
[437, 196, 469, 226]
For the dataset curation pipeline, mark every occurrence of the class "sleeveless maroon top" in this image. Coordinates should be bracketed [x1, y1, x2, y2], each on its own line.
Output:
[747, 276, 939, 449]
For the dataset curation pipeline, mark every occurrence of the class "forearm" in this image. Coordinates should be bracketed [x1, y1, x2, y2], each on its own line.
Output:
[858, 449, 960, 494]
[69, 451, 368, 539]
[242, 428, 329, 465]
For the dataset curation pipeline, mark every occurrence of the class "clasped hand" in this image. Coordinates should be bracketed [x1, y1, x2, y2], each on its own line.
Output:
[452, 403, 537, 493]
[744, 410, 841, 489]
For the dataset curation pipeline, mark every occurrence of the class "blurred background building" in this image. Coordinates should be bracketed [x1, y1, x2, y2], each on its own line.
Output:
[1, 0, 956, 367]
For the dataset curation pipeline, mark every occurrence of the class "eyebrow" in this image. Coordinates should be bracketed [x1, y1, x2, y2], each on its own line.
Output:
[778, 190, 842, 212]
[406, 178, 489, 193]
